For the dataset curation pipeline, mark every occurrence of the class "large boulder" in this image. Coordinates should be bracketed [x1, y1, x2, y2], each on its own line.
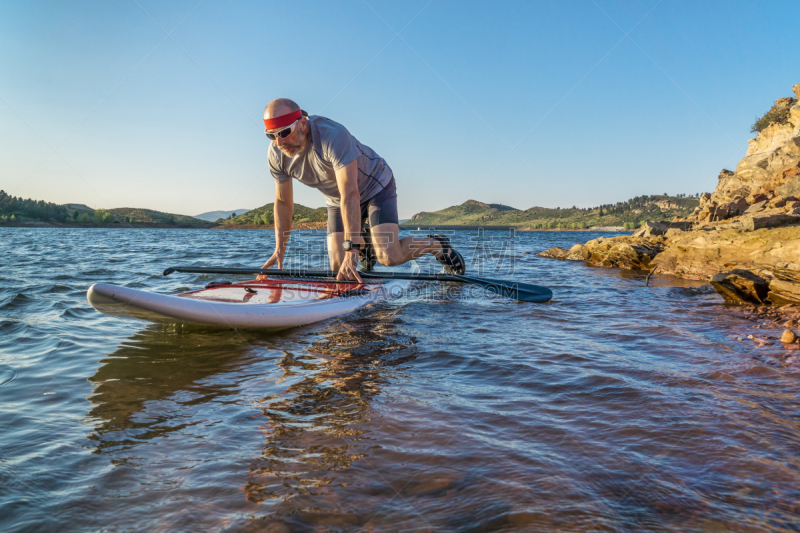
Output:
[652, 225, 800, 281]
[582, 236, 665, 270]
[710, 270, 770, 304]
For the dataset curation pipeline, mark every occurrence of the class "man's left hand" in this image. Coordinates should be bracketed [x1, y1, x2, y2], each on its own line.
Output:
[337, 251, 363, 283]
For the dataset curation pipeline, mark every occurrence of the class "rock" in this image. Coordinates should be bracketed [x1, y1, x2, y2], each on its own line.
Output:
[710, 270, 770, 304]
[582, 236, 665, 270]
[540, 244, 587, 261]
[771, 197, 787, 208]
[767, 269, 800, 305]
[652, 225, 800, 281]
[794, 84, 800, 100]
[743, 200, 767, 215]
[777, 175, 800, 199]
[665, 227, 683, 238]
[741, 213, 800, 231]
[638, 221, 669, 237]
[746, 193, 768, 204]
[538, 247, 569, 259]
[522, 251, 531, 254]
[565, 244, 584, 261]
[781, 329, 798, 344]
[726, 196, 750, 216]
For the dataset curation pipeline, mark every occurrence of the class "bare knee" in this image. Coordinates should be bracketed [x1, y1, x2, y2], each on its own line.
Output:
[376, 248, 403, 267]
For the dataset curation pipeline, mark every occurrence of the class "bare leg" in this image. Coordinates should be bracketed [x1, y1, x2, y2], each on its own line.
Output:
[370, 223, 443, 267]
[327, 231, 345, 270]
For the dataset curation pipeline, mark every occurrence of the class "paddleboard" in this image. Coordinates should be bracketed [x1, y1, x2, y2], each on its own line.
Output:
[87, 263, 416, 330]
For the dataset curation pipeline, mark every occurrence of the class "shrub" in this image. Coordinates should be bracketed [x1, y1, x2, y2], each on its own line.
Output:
[78, 213, 90, 223]
[94, 209, 114, 224]
[261, 212, 273, 225]
[751, 97, 796, 133]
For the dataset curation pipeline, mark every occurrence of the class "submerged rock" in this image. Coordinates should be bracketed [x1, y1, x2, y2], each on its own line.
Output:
[710, 270, 770, 304]
[781, 329, 798, 344]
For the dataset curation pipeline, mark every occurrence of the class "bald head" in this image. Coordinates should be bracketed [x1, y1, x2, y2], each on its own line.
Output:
[264, 98, 300, 119]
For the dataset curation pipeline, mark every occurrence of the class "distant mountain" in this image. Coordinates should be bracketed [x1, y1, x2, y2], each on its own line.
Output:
[407, 195, 700, 229]
[195, 209, 252, 222]
[109, 208, 209, 225]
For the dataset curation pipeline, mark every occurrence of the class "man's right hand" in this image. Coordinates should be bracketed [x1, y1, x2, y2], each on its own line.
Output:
[257, 251, 283, 280]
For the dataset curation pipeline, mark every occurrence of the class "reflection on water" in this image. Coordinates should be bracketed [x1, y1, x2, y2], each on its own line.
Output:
[86, 325, 264, 452]
[245, 308, 417, 508]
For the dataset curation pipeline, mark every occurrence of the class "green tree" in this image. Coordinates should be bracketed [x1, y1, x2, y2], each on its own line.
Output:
[262, 211, 273, 225]
[78, 213, 90, 223]
[254, 214, 263, 225]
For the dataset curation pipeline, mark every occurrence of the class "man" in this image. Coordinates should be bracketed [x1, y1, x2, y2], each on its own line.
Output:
[259, 98, 465, 282]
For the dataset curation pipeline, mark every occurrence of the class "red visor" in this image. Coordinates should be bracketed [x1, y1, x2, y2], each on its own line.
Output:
[264, 109, 303, 131]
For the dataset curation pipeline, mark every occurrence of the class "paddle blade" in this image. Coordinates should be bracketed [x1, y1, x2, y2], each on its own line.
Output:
[456, 275, 553, 303]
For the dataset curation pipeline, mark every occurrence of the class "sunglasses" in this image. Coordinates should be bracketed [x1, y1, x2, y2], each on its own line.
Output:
[265, 119, 300, 141]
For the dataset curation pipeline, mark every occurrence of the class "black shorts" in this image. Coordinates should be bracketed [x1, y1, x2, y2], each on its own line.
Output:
[326, 179, 398, 234]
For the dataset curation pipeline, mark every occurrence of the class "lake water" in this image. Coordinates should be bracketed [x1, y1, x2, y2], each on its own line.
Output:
[1, 228, 799, 532]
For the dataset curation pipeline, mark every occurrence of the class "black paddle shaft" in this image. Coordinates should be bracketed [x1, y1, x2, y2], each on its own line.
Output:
[162, 266, 553, 303]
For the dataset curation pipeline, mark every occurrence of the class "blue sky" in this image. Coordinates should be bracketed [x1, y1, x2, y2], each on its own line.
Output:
[1, 0, 797, 218]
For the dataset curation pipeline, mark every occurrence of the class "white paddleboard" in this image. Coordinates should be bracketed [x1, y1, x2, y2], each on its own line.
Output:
[87, 264, 416, 330]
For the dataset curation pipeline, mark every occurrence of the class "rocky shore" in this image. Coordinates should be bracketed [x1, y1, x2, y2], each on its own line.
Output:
[540, 83, 800, 346]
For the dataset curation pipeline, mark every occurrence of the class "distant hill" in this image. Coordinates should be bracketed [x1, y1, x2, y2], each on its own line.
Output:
[226, 202, 327, 225]
[108, 208, 209, 225]
[407, 195, 700, 229]
[195, 208, 252, 222]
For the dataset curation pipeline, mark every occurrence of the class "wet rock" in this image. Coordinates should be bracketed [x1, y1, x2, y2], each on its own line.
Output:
[565, 244, 584, 261]
[710, 270, 770, 304]
[582, 236, 665, 270]
[539, 245, 584, 261]
[538, 247, 569, 259]
[742, 213, 800, 231]
[781, 329, 798, 344]
[522, 251, 531, 254]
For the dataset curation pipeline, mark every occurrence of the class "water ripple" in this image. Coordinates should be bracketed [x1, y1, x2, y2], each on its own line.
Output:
[0, 227, 799, 532]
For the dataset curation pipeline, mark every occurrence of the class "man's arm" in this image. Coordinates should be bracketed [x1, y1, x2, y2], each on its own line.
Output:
[260, 179, 293, 271]
[335, 159, 363, 282]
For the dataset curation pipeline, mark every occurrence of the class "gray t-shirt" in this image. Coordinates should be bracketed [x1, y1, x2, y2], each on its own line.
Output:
[268, 115, 393, 207]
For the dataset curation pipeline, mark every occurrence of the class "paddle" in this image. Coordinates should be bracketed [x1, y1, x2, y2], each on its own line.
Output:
[162, 266, 553, 303]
